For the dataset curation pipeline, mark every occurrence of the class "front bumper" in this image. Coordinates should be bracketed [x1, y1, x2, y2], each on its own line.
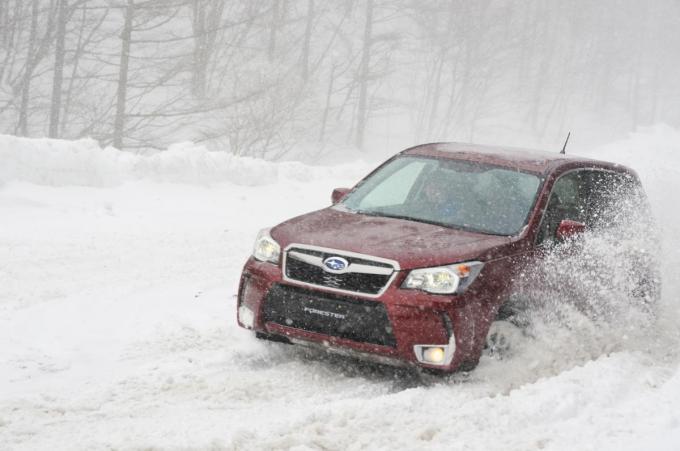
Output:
[236, 257, 497, 372]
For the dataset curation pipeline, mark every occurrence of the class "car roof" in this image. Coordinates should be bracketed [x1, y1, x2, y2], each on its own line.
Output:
[401, 142, 627, 175]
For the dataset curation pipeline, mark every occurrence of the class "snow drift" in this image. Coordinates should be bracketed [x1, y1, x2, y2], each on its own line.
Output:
[0, 134, 370, 187]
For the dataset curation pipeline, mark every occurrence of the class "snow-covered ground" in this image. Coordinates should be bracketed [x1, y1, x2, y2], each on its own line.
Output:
[1, 129, 680, 450]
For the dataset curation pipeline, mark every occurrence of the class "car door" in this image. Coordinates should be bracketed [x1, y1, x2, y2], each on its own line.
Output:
[535, 170, 591, 247]
[498, 169, 593, 320]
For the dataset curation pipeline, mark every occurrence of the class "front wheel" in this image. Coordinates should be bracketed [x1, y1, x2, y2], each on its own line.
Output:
[485, 320, 525, 359]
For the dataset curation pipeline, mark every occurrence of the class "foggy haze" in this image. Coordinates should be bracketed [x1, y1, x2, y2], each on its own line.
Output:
[1, 0, 679, 159]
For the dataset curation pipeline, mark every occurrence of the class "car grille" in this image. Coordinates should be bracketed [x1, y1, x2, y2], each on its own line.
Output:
[283, 246, 396, 295]
[262, 284, 397, 347]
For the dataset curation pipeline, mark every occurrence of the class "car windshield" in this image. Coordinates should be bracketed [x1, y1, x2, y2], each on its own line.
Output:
[340, 156, 543, 235]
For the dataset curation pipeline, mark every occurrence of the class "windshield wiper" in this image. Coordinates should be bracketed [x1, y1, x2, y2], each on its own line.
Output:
[354, 209, 503, 236]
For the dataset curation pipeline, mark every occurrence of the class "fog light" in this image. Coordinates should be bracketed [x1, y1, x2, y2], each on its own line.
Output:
[414, 337, 456, 366]
[238, 305, 255, 329]
[423, 347, 446, 364]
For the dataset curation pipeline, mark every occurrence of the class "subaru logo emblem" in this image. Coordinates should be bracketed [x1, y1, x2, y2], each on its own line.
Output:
[323, 256, 349, 273]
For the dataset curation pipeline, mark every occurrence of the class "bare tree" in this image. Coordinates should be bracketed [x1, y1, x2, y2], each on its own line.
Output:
[16, 0, 39, 136]
[1, 0, 679, 158]
[300, 0, 314, 82]
[191, 0, 224, 98]
[267, 0, 280, 61]
[113, 0, 133, 149]
[49, 0, 69, 138]
[354, 0, 373, 150]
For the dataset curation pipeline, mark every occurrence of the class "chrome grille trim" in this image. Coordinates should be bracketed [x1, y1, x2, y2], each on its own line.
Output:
[287, 250, 394, 276]
[282, 244, 400, 298]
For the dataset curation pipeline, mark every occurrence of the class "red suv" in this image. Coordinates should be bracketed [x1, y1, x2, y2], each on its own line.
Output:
[236, 143, 655, 373]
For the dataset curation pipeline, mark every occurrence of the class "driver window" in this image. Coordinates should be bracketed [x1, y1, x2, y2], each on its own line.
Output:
[536, 171, 589, 245]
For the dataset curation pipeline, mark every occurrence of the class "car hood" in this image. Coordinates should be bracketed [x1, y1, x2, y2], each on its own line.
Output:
[271, 207, 512, 270]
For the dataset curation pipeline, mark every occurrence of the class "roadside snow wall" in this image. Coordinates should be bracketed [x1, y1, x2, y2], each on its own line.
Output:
[0, 135, 370, 187]
[2, 126, 679, 190]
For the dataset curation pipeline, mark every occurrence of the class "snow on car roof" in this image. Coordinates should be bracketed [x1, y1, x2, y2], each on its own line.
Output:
[402, 142, 612, 175]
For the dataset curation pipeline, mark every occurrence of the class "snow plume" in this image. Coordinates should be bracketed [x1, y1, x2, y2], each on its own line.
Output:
[471, 125, 680, 388]
[584, 125, 680, 302]
[582, 125, 680, 342]
[487, 231, 660, 387]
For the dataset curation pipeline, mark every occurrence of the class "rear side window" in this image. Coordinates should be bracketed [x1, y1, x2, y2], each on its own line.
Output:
[536, 171, 590, 244]
[587, 171, 647, 228]
[537, 169, 646, 245]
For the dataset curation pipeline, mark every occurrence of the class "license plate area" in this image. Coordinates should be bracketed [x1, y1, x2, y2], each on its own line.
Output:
[262, 284, 397, 347]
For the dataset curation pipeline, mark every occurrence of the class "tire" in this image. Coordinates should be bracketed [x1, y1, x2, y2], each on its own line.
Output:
[485, 320, 525, 359]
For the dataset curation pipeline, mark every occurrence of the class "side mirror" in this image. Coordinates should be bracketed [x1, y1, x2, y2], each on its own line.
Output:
[331, 187, 350, 204]
[555, 219, 586, 241]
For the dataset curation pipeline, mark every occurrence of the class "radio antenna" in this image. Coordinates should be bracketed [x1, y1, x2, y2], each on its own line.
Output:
[560, 132, 571, 155]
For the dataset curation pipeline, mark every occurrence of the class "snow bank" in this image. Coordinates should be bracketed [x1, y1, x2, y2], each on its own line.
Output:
[0, 134, 370, 187]
[3, 126, 678, 190]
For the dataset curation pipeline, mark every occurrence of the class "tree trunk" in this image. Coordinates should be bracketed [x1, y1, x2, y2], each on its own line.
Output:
[301, 0, 314, 82]
[319, 63, 336, 142]
[17, 0, 39, 137]
[61, 5, 87, 137]
[191, 0, 224, 98]
[191, 0, 206, 97]
[427, 52, 445, 139]
[49, 0, 68, 138]
[0, 0, 8, 47]
[267, 0, 279, 61]
[113, 0, 133, 149]
[355, 0, 373, 150]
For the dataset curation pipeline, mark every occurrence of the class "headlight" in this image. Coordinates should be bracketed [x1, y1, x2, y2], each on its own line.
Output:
[252, 228, 280, 264]
[402, 261, 483, 294]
